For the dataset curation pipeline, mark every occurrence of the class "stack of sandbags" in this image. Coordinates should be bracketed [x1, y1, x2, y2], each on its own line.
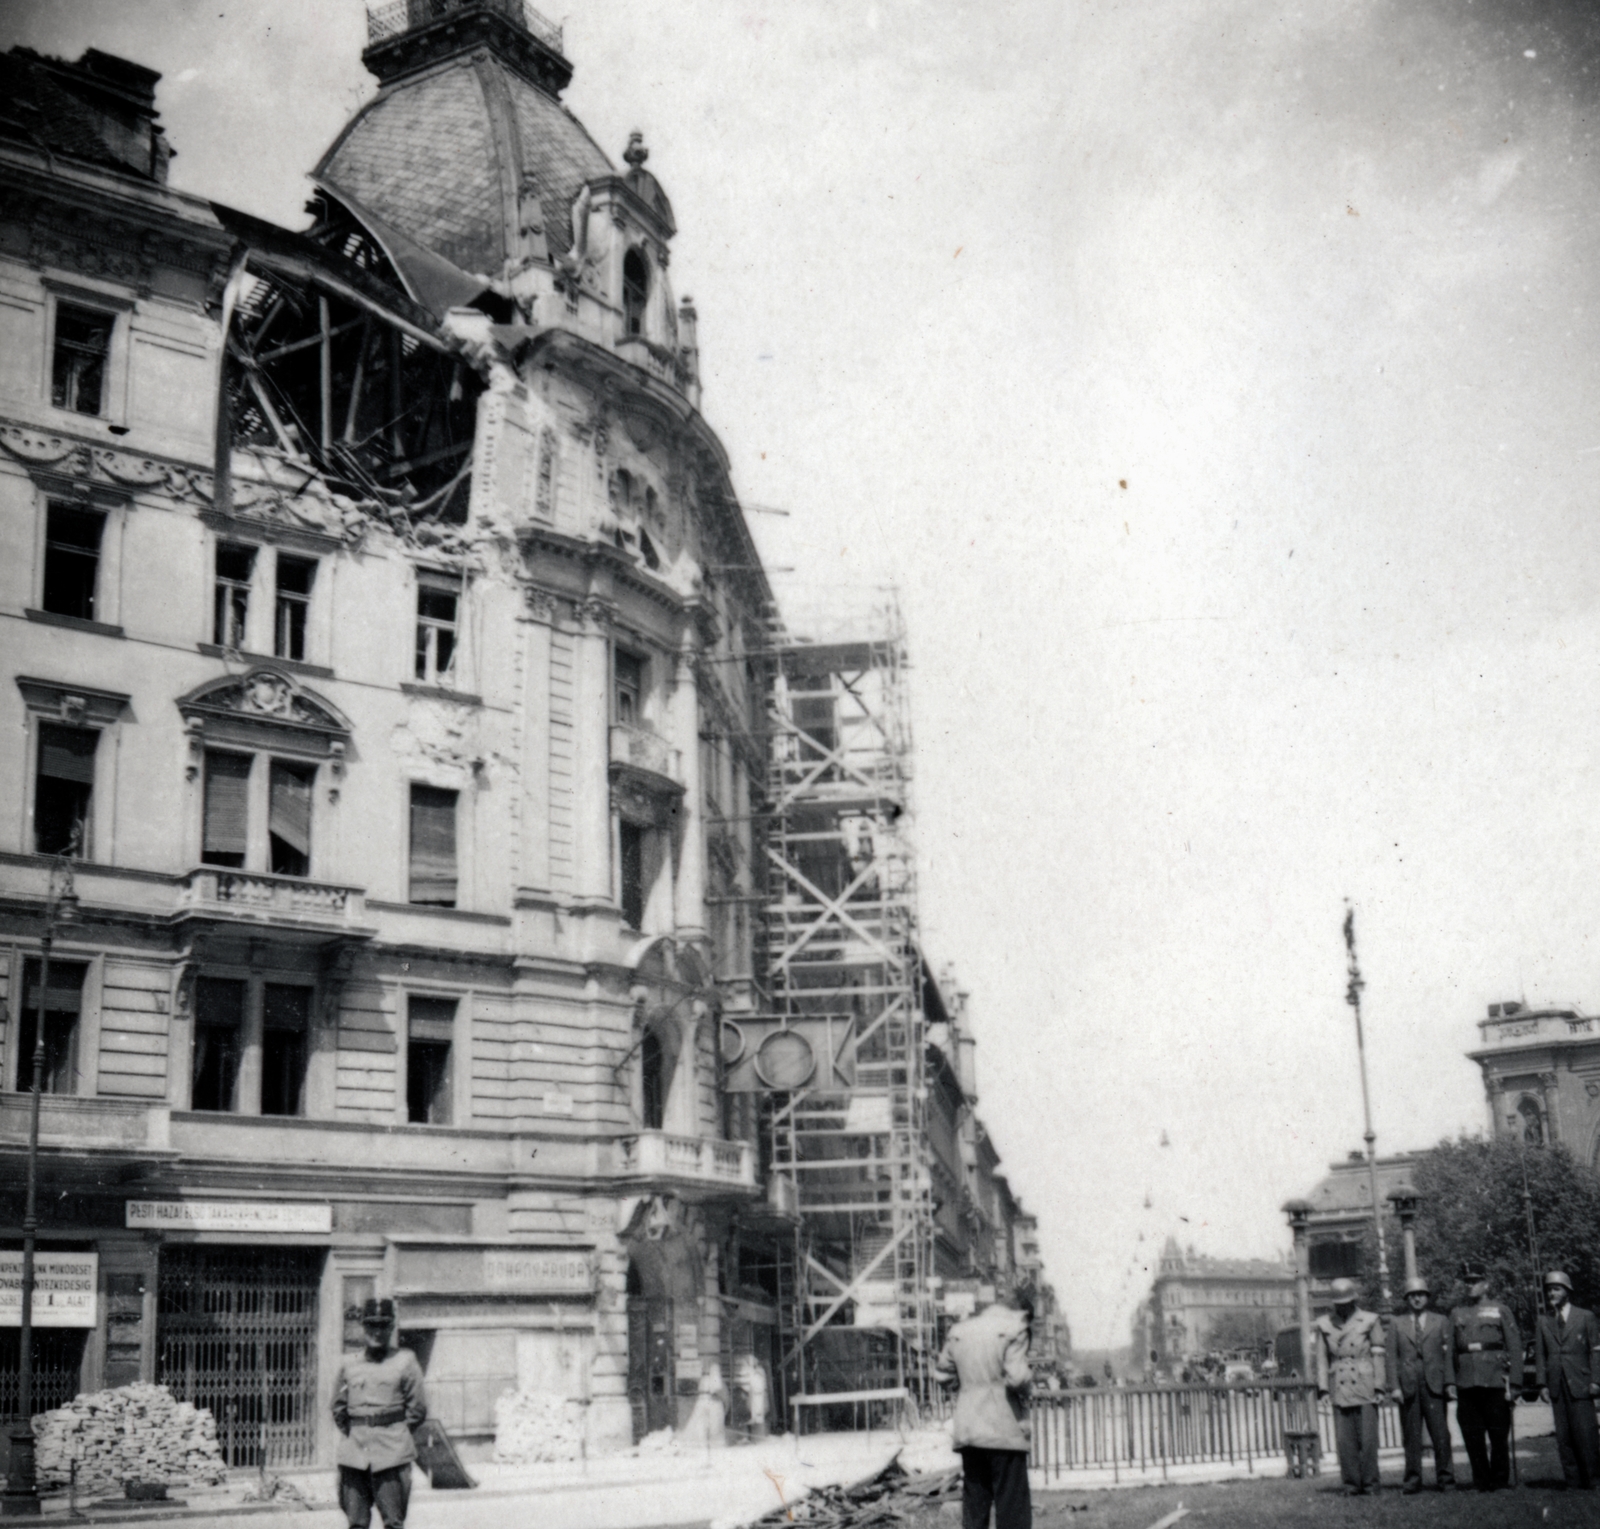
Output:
[31, 1382, 228, 1492]
[492, 1390, 586, 1463]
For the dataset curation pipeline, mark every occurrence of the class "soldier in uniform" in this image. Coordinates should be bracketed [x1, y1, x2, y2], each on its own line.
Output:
[331, 1298, 428, 1529]
[1313, 1277, 1387, 1496]
[1450, 1260, 1521, 1492]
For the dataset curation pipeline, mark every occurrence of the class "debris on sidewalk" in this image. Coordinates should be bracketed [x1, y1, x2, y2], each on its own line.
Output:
[31, 1382, 228, 1495]
[745, 1452, 962, 1528]
[493, 1389, 585, 1463]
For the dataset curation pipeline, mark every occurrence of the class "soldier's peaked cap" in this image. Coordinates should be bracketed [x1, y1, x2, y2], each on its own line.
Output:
[1544, 1270, 1574, 1292]
[1461, 1260, 1488, 1282]
[362, 1297, 397, 1323]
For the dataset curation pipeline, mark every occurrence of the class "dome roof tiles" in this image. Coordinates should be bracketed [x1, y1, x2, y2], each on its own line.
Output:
[316, 54, 613, 280]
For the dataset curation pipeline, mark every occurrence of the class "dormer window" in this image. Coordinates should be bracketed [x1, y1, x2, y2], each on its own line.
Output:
[623, 248, 649, 337]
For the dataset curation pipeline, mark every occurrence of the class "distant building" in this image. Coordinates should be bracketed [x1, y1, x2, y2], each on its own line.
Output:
[1294, 1151, 1425, 1310]
[1131, 1237, 1295, 1367]
[1467, 1000, 1600, 1167]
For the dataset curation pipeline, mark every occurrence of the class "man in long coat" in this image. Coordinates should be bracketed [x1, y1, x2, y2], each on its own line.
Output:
[934, 1287, 1034, 1529]
[1535, 1270, 1600, 1491]
[1314, 1277, 1387, 1495]
[1450, 1259, 1521, 1493]
[1385, 1274, 1455, 1493]
[332, 1298, 428, 1529]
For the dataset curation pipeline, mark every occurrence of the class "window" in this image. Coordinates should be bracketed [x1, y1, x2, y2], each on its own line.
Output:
[261, 984, 310, 1117]
[641, 1028, 665, 1129]
[201, 751, 251, 868]
[51, 303, 114, 416]
[622, 248, 649, 337]
[414, 581, 458, 684]
[407, 996, 455, 1125]
[274, 556, 316, 661]
[268, 760, 315, 877]
[1517, 1096, 1545, 1146]
[42, 503, 105, 621]
[619, 820, 645, 929]
[191, 977, 243, 1112]
[615, 650, 645, 725]
[214, 543, 255, 648]
[16, 959, 86, 1094]
[35, 723, 96, 857]
[408, 785, 458, 906]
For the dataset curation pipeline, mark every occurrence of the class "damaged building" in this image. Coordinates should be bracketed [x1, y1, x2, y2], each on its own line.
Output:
[0, 0, 1062, 1470]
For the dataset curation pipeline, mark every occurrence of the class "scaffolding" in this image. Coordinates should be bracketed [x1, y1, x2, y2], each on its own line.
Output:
[757, 601, 937, 1407]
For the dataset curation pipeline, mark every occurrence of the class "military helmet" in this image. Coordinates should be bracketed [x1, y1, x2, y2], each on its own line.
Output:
[1329, 1277, 1359, 1303]
[1544, 1270, 1574, 1293]
[1403, 1275, 1430, 1296]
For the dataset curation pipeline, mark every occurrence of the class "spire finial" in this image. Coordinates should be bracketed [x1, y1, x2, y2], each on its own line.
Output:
[624, 130, 649, 170]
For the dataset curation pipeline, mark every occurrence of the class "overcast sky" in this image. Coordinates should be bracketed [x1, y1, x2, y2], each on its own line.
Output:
[10, 0, 1600, 1351]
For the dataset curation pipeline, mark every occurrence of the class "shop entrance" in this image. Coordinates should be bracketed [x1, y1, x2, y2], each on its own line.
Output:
[156, 1247, 322, 1468]
[625, 1263, 675, 1443]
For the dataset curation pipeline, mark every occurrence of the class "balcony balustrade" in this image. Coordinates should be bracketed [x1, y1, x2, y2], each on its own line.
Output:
[1476, 1007, 1597, 1048]
[366, 0, 563, 52]
[609, 723, 683, 785]
[177, 867, 369, 935]
[615, 1129, 756, 1196]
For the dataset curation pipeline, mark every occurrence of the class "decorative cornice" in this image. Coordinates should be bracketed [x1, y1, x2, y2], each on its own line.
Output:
[0, 423, 212, 503]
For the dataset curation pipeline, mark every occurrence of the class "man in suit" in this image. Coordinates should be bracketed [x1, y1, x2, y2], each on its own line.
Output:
[1386, 1274, 1455, 1493]
[1314, 1277, 1387, 1496]
[934, 1285, 1034, 1529]
[1535, 1270, 1600, 1491]
[1450, 1260, 1521, 1492]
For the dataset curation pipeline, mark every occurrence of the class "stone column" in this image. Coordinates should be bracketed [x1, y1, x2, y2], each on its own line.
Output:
[573, 595, 616, 910]
[670, 641, 706, 941]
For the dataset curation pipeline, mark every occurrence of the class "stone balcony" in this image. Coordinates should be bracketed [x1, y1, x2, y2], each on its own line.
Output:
[609, 723, 682, 783]
[615, 1130, 756, 1198]
[175, 867, 372, 940]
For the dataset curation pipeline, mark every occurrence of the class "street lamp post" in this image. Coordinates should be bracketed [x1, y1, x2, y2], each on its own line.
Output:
[1342, 903, 1390, 1305]
[1387, 1185, 1419, 1287]
[3, 857, 79, 1518]
[1282, 1199, 1314, 1380]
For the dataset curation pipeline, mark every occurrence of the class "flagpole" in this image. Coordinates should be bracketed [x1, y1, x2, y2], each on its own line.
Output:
[1343, 901, 1390, 1305]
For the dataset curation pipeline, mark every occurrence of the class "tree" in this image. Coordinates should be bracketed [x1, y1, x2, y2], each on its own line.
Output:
[1353, 1136, 1600, 1334]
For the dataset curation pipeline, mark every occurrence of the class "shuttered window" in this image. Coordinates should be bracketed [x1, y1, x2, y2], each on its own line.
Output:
[192, 977, 244, 1112]
[268, 761, 314, 877]
[202, 752, 251, 867]
[35, 723, 96, 856]
[407, 996, 456, 1125]
[408, 785, 458, 906]
[18, 958, 87, 1094]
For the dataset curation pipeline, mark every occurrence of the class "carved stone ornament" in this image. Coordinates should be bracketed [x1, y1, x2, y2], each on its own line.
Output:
[524, 586, 560, 622]
[0, 424, 213, 502]
[177, 668, 351, 753]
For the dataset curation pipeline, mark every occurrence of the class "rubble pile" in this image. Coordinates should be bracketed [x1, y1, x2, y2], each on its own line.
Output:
[31, 1383, 228, 1493]
[749, 1457, 962, 1529]
[492, 1390, 586, 1463]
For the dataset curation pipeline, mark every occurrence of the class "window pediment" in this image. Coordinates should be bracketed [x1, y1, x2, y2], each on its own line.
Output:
[178, 667, 350, 759]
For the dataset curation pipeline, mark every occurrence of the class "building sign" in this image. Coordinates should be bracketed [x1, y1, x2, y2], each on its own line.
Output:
[126, 1200, 333, 1233]
[394, 1245, 594, 1298]
[0, 1252, 98, 1328]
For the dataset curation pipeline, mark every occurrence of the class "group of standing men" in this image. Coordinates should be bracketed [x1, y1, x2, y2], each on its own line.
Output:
[1314, 1264, 1600, 1495]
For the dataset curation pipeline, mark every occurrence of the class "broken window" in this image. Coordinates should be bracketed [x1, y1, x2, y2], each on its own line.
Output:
[51, 303, 113, 416]
[214, 543, 255, 648]
[406, 996, 455, 1125]
[408, 784, 458, 907]
[623, 248, 649, 337]
[414, 578, 458, 684]
[261, 983, 311, 1117]
[35, 723, 96, 857]
[619, 820, 646, 929]
[274, 555, 315, 661]
[42, 503, 105, 622]
[201, 751, 251, 868]
[17, 958, 87, 1094]
[268, 760, 314, 876]
[191, 977, 243, 1112]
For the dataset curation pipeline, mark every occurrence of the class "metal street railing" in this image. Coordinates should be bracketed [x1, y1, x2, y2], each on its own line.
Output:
[1026, 1381, 1403, 1480]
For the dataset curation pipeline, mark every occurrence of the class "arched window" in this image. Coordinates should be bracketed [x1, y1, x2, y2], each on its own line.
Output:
[1517, 1096, 1544, 1146]
[641, 1028, 665, 1129]
[623, 248, 650, 337]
